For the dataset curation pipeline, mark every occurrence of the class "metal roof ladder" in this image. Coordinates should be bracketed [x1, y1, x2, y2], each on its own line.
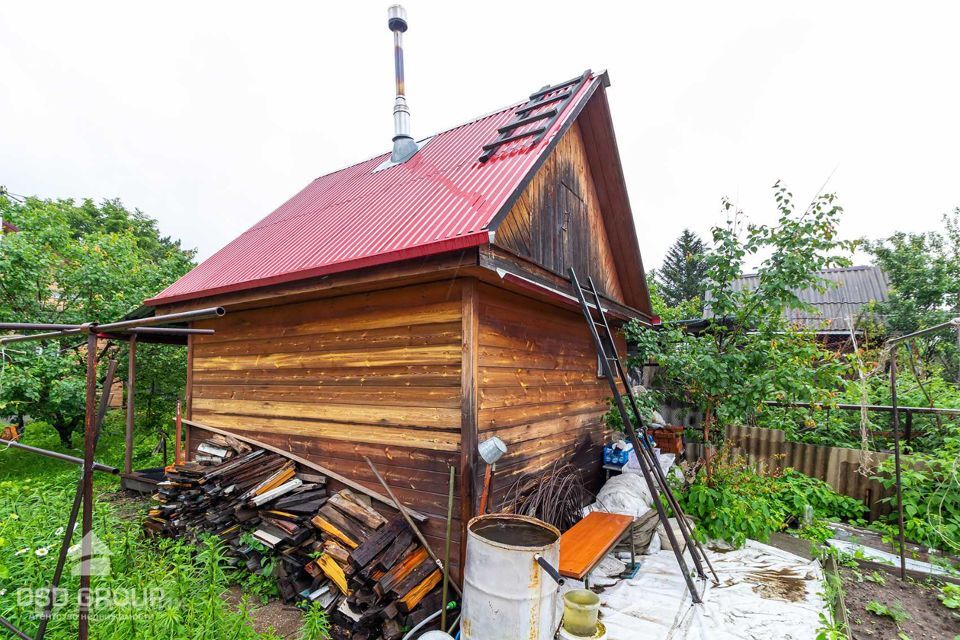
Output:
[568, 267, 719, 604]
[478, 70, 591, 163]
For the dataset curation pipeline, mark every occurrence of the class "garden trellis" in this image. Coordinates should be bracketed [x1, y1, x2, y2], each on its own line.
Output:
[0, 307, 223, 640]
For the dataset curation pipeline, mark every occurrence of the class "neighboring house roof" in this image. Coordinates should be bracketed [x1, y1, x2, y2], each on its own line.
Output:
[728, 265, 890, 333]
[148, 72, 613, 306]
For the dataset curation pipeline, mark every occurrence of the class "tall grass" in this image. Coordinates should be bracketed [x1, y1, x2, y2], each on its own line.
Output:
[0, 419, 283, 639]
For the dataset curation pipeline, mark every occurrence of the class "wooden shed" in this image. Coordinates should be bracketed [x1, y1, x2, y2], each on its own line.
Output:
[146, 70, 655, 576]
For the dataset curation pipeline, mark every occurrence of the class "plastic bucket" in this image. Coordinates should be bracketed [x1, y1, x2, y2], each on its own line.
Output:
[562, 589, 601, 636]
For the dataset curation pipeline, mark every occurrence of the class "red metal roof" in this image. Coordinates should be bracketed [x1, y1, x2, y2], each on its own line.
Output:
[147, 73, 602, 305]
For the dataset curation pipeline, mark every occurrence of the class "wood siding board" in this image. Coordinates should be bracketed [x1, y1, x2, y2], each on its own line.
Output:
[193, 364, 462, 388]
[193, 384, 461, 408]
[190, 412, 461, 452]
[192, 321, 462, 356]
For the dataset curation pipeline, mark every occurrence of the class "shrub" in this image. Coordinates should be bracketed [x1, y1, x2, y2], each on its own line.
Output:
[677, 446, 866, 547]
[872, 423, 960, 553]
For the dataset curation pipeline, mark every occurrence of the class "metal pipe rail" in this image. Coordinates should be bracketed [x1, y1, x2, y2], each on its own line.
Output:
[0, 307, 225, 344]
[762, 400, 960, 417]
[0, 439, 119, 474]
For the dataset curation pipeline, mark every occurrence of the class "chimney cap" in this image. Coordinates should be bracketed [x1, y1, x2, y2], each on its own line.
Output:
[387, 5, 408, 32]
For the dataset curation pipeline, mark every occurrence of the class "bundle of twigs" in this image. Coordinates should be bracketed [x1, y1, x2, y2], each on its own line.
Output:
[498, 461, 589, 532]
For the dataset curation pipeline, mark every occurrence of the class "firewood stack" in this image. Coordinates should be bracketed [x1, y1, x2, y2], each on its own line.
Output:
[144, 435, 450, 640]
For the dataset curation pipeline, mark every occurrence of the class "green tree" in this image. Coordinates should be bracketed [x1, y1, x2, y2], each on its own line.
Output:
[653, 229, 708, 311]
[647, 279, 703, 323]
[626, 182, 854, 478]
[865, 208, 960, 376]
[0, 195, 194, 445]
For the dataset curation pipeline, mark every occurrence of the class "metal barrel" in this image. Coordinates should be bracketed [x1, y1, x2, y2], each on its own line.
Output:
[461, 514, 561, 640]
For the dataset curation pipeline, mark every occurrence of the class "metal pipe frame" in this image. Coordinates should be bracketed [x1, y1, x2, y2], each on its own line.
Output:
[0, 307, 225, 345]
[888, 318, 960, 345]
[762, 400, 960, 417]
[124, 336, 137, 475]
[0, 322, 81, 331]
[0, 439, 118, 475]
[890, 349, 907, 580]
[35, 359, 117, 640]
[883, 318, 959, 583]
[77, 333, 97, 639]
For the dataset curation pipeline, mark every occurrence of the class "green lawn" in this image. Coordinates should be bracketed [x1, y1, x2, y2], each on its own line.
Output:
[0, 417, 283, 639]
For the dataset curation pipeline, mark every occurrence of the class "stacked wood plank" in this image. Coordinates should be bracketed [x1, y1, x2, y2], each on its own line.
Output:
[145, 436, 449, 639]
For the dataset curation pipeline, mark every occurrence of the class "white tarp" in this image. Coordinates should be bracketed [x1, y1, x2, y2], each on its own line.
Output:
[557, 541, 826, 640]
[827, 537, 953, 576]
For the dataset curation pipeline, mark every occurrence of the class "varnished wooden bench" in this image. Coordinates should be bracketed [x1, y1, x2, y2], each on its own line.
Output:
[559, 511, 638, 586]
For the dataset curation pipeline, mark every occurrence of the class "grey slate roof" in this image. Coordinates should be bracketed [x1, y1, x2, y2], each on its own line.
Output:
[726, 266, 890, 332]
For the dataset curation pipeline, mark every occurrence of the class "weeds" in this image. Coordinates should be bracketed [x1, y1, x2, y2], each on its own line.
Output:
[865, 599, 910, 625]
[939, 583, 960, 609]
[0, 423, 279, 639]
[301, 601, 332, 640]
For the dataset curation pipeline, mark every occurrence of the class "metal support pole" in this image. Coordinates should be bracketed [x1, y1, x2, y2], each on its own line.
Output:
[0, 614, 31, 640]
[890, 348, 907, 580]
[124, 335, 137, 475]
[35, 359, 117, 640]
[78, 332, 97, 640]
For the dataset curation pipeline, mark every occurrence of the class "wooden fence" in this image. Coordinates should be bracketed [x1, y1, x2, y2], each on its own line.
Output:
[687, 425, 895, 521]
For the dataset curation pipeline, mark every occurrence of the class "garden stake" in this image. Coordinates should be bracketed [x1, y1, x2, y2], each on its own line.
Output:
[363, 456, 463, 597]
[441, 465, 455, 629]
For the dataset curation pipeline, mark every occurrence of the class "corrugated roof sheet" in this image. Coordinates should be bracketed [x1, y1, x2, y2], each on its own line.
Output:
[147, 73, 602, 305]
[728, 266, 890, 331]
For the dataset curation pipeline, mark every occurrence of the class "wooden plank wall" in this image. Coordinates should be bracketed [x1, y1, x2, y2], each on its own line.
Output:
[188, 281, 465, 573]
[494, 121, 625, 302]
[476, 283, 621, 513]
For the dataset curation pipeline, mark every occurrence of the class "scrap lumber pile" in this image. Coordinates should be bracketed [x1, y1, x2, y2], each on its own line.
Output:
[145, 434, 449, 639]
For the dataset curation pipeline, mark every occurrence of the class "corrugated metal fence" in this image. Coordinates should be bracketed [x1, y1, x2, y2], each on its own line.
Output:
[687, 425, 895, 521]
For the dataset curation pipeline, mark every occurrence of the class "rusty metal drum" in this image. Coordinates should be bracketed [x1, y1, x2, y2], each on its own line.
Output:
[461, 514, 561, 640]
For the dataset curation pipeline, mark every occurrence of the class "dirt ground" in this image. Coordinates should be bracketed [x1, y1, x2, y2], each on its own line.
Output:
[224, 585, 304, 638]
[841, 568, 960, 640]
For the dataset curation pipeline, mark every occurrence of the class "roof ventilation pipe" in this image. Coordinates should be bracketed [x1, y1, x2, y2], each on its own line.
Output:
[388, 5, 418, 163]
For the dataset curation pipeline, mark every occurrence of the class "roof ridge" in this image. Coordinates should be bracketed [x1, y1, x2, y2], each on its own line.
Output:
[736, 264, 880, 279]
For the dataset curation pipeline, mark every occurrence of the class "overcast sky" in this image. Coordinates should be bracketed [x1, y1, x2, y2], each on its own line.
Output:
[2, 1, 958, 270]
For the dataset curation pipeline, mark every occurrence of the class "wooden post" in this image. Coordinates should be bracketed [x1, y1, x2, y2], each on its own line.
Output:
[124, 335, 137, 475]
[458, 279, 479, 582]
[184, 332, 194, 457]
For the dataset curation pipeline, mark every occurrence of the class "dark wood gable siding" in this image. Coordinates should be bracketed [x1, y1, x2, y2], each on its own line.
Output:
[493, 121, 625, 302]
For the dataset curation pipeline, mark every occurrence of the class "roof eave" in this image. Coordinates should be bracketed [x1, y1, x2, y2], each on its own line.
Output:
[146, 231, 491, 306]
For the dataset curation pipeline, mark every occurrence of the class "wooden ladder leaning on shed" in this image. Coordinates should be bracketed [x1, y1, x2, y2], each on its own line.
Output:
[569, 268, 719, 604]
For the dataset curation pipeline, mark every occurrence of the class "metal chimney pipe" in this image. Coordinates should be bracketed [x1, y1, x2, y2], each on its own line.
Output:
[388, 5, 418, 163]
